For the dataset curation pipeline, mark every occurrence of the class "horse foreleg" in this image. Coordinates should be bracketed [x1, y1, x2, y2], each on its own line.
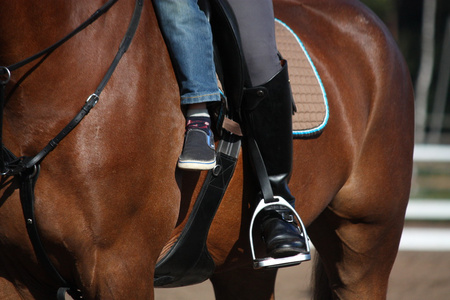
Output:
[0, 277, 24, 300]
[210, 267, 277, 300]
[75, 249, 157, 299]
[0, 254, 55, 299]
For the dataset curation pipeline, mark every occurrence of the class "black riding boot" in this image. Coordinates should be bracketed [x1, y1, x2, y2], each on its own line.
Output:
[243, 61, 307, 258]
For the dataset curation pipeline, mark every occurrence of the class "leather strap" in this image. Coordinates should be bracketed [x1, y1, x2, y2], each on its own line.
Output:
[21, 94, 99, 170]
[6, 1, 144, 298]
[0, 0, 119, 174]
[222, 117, 243, 136]
[0, 74, 8, 173]
[2, 0, 119, 73]
[247, 138, 275, 203]
[19, 166, 82, 298]
[2, 0, 144, 176]
[22, 0, 144, 171]
[94, 0, 143, 96]
[19, 167, 60, 282]
[155, 133, 241, 287]
[20, 166, 84, 299]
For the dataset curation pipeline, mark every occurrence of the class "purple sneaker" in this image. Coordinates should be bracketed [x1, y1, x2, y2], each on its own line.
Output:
[178, 117, 216, 170]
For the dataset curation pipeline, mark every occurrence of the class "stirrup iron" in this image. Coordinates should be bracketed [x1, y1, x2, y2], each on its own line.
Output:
[249, 196, 311, 269]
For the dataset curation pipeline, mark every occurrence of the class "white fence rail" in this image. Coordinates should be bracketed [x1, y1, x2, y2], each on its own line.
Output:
[400, 145, 450, 251]
[400, 227, 450, 251]
[414, 144, 450, 162]
[402, 200, 450, 251]
[405, 199, 450, 220]
[410, 144, 450, 221]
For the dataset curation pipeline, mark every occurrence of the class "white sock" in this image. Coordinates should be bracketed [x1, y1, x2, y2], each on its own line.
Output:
[186, 107, 210, 118]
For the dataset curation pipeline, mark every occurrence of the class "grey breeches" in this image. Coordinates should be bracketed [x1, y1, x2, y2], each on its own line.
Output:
[224, 0, 282, 87]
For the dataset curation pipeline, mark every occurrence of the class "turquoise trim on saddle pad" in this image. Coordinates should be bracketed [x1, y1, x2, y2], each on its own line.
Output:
[275, 18, 329, 137]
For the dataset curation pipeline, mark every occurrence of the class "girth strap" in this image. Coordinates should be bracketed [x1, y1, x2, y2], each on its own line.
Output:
[20, 166, 83, 299]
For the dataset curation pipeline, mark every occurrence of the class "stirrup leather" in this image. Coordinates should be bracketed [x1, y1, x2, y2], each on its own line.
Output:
[249, 196, 311, 269]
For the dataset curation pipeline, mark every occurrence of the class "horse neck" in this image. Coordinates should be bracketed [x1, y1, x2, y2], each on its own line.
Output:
[1, 1, 91, 63]
[1, 1, 183, 157]
[1, 0, 185, 250]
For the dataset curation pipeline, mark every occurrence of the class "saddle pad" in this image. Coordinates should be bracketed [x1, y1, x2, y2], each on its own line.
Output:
[275, 19, 329, 137]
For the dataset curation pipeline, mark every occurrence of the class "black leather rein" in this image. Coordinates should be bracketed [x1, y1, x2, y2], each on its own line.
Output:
[0, 0, 144, 298]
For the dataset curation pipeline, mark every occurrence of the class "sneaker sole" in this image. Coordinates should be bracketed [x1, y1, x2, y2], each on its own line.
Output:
[177, 160, 216, 170]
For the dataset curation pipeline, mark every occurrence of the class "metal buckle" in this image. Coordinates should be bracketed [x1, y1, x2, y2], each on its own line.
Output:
[86, 93, 99, 107]
[0, 66, 11, 84]
[249, 196, 311, 269]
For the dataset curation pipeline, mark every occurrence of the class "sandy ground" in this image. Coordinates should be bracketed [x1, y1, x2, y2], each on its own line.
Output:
[155, 250, 450, 300]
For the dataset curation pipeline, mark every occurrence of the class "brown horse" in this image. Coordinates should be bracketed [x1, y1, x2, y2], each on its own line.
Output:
[0, 0, 414, 299]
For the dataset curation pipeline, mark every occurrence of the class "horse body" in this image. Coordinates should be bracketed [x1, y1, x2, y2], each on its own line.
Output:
[0, 0, 414, 299]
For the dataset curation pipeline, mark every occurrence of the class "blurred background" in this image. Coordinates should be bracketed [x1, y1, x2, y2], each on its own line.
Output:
[358, 0, 450, 238]
[157, 0, 450, 299]
[363, 0, 450, 145]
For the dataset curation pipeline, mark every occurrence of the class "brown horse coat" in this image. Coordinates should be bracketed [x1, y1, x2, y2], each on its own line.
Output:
[0, 0, 414, 299]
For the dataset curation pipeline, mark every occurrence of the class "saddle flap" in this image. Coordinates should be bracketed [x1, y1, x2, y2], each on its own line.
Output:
[201, 0, 249, 122]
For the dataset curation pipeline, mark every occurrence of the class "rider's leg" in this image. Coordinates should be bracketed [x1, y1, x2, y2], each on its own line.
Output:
[243, 61, 306, 258]
[226, 0, 307, 257]
[153, 0, 221, 170]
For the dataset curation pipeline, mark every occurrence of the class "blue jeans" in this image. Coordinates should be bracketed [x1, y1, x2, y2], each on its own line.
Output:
[153, 0, 282, 104]
[153, 0, 221, 105]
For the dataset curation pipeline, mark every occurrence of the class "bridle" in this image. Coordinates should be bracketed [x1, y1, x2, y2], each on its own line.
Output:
[0, 0, 144, 298]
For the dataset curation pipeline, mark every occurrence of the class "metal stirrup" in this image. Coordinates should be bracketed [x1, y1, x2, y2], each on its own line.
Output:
[249, 196, 311, 269]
